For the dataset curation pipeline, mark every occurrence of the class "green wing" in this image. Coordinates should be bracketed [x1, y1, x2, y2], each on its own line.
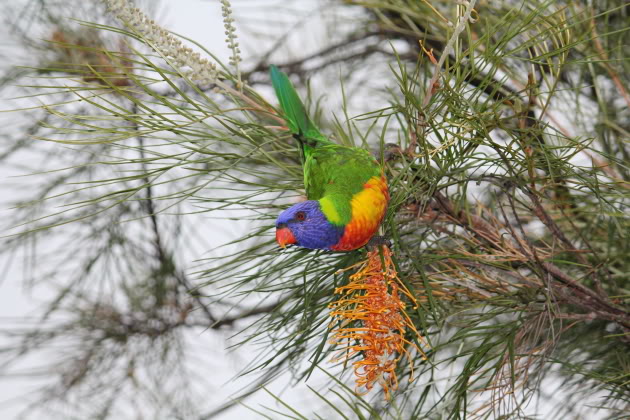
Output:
[304, 144, 382, 225]
[304, 145, 380, 198]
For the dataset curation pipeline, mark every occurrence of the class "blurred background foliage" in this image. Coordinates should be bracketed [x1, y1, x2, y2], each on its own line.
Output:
[0, 0, 628, 419]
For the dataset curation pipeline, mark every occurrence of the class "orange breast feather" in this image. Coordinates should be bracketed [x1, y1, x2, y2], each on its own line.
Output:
[331, 175, 389, 251]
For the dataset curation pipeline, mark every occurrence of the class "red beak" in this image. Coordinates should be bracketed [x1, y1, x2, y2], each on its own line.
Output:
[276, 227, 296, 248]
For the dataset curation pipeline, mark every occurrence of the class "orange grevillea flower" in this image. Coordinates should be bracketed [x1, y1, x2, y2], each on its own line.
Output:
[328, 246, 426, 399]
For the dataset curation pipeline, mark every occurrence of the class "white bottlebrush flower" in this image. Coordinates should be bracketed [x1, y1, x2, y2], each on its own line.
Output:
[103, 0, 218, 85]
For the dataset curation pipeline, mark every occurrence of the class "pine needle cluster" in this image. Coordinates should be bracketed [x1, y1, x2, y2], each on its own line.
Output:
[0, 0, 628, 418]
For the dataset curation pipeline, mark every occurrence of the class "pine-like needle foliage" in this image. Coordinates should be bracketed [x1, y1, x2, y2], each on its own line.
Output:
[0, 0, 628, 419]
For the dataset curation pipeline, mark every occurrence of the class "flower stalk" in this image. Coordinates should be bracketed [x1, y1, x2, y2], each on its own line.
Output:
[220, 0, 242, 88]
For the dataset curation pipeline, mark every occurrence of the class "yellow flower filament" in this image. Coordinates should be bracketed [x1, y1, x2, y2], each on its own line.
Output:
[328, 246, 426, 399]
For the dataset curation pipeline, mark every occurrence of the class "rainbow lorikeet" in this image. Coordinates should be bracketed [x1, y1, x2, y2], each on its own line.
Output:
[271, 65, 389, 251]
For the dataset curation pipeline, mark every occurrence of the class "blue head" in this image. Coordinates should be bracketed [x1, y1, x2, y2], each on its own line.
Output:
[275, 200, 345, 250]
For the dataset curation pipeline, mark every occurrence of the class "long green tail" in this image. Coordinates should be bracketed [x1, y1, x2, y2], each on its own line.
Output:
[270, 65, 330, 155]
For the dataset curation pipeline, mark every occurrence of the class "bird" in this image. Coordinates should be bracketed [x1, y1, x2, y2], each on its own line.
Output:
[271, 65, 389, 251]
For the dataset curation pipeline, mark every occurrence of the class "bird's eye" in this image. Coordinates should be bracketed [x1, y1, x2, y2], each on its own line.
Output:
[295, 211, 306, 221]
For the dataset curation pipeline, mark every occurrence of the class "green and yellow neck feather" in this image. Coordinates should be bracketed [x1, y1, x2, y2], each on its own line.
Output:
[319, 195, 352, 226]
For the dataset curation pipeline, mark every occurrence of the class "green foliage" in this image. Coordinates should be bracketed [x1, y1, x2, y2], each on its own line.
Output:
[1, 0, 628, 418]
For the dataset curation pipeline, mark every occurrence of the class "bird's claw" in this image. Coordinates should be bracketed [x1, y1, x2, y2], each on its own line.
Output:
[366, 235, 392, 250]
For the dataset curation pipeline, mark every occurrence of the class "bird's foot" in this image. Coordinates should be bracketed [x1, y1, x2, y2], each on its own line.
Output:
[366, 235, 392, 250]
